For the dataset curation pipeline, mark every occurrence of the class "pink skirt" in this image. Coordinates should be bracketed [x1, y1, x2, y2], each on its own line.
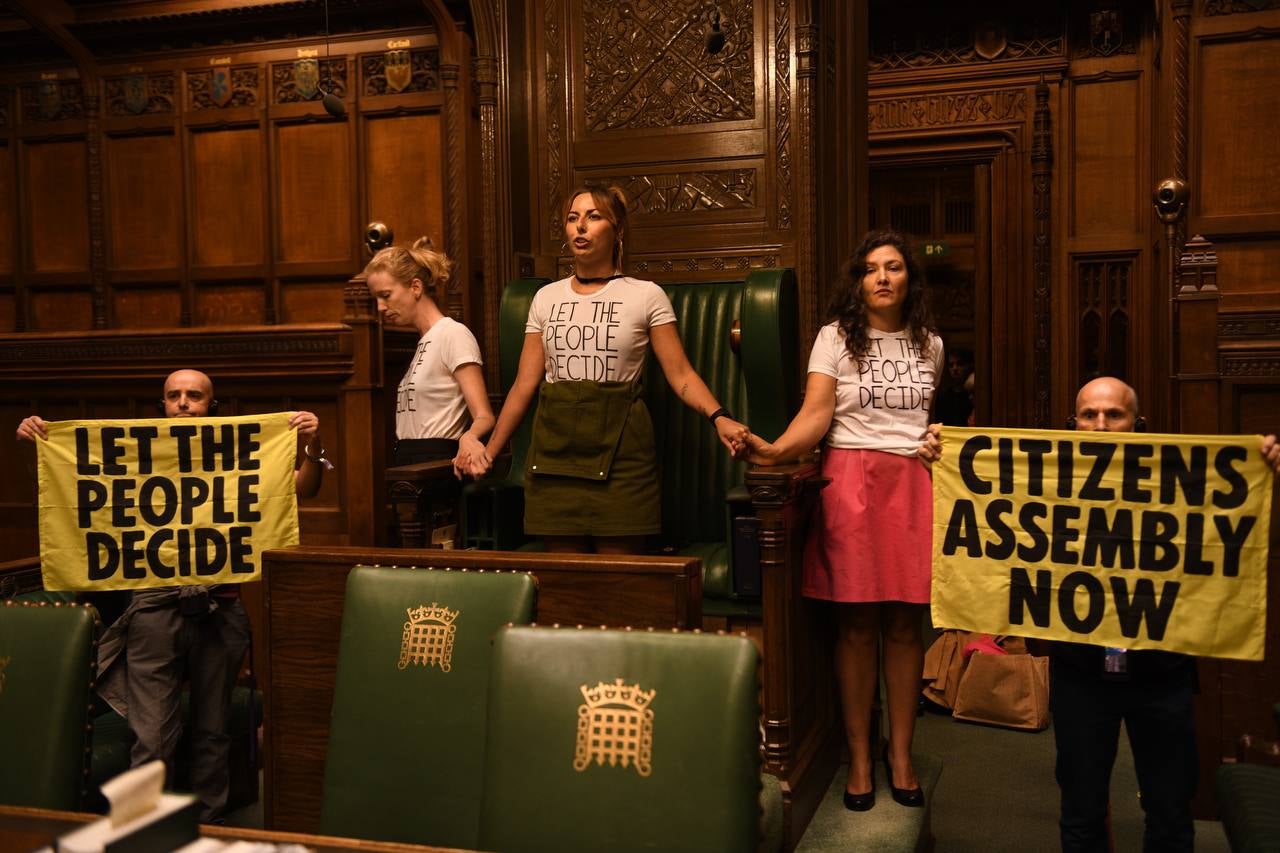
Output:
[802, 447, 932, 604]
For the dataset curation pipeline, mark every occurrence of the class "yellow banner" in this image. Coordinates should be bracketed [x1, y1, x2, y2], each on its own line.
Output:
[37, 414, 300, 591]
[932, 427, 1272, 661]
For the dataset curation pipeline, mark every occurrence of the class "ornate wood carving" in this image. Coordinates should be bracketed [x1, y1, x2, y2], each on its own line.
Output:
[794, 17, 817, 353]
[928, 272, 976, 328]
[1203, 0, 1280, 14]
[360, 49, 440, 96]
[593, 170, 757, 214]
[1077, 256, 1133, 383]
[187, 67, 259, 110]
[543, 0, 566, 241]
[561, 250, 782, 279]
[867, 88, 1027, 133]
[105, 72, 175, 116]
[0, 86, 9, 127]
[272, 59, 347, 104]
[1220, 355, 1280, 376]
[870, 20, 1063, 72]
[441, 60, 466, 321]
[86, 87, 106, 329]
[1177, 234, 1218, 294]
[1031, 79, 1052, 429]
[775, 0, 793, 230]
[21, 79, 84, 121]
[0, 331, 345, 365]
[1219, 313, 1280, 338]
[580, 0, 754, 131]
[1072, 8, 1139, 58]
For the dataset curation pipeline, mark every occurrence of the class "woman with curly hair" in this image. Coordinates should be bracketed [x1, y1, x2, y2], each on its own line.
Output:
[744, 230, 943, 811]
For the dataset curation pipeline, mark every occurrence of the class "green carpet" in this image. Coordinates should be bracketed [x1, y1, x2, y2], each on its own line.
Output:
[797, 752, 942, 852]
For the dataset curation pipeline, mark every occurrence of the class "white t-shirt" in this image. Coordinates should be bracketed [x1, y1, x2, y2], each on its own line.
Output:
[808, 322, 944, 456]
[395, 317, 483, 440]
[525, 276, 677, 383]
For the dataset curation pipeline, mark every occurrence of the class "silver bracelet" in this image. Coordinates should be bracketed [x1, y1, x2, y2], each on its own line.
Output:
[304, 444, 334, 470]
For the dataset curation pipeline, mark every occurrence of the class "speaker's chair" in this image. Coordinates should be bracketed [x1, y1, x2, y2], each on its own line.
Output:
[0, 599, 99, 810]
[319, 566, 537, 848]
[478, 625, 765, 853]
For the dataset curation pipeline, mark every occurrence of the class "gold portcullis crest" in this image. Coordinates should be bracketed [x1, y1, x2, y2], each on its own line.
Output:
[398, 602, 458, 672]
[574, 678, 656, 777]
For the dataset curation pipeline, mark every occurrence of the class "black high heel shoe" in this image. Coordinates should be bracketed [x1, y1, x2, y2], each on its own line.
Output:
[842, 761, 876, 812]
[882, 745, 924, 808]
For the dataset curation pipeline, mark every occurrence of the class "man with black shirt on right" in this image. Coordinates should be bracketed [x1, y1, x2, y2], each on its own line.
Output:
[1053, 376, 1280, 852]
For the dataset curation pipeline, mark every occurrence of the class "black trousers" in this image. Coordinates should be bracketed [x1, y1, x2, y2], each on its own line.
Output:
[1051, 658, 1197, 853]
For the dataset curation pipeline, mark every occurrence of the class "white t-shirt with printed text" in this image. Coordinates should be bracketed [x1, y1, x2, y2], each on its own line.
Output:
[808, 322, 944, 456]
[525, 276, 677, 383]
[395, 316, 483, 440]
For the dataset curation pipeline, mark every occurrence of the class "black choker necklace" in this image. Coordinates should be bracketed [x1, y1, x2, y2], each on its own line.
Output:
[574, 273, 623, 285]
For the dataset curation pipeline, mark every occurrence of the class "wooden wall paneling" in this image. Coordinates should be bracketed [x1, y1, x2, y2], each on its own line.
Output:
[0, 132, 14, 332]
[361, 112, 446, 253]
[1068, 74, 1142, 239]
[22, 138, 90, 274]
[1191, 24, 1280, 236]
[272, 120, 354, 265]
[1214, 240, 1280, 311]
[187, 126, 267, 272]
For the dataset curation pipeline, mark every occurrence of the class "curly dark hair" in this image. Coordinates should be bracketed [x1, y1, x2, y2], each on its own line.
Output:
[828, 229, 935, 361]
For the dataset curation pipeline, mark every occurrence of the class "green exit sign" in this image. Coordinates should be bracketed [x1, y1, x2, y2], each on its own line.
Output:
[920, 240, 950, 259]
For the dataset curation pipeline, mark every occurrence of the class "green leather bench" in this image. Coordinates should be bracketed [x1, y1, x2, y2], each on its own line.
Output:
[478, 625, 771, 852]
[319, 565, 537, 848]
[1216, 702, 1280, 853]
[464, 270, 800, 620]
[0, 599, 99, 810]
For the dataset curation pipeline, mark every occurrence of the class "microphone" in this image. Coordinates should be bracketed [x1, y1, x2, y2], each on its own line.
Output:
[706, 8, 725, 54]
[322, 89, 345, 118]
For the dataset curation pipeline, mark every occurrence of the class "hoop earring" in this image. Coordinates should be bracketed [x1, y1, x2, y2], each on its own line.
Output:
[560, 241, 568, 256]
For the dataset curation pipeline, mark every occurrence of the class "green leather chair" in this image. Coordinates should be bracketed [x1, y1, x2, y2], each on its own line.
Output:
[0, 600, 99, 810]
[319, 566, 537, 848]
[478, 625, 764, 853]
[1216, 702, 1280, 853]
[465, 270, 800, 618]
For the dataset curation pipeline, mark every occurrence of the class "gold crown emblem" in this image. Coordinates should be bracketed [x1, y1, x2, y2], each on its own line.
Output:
[579, 677, 656, 712]
[406, 603, 458, 625]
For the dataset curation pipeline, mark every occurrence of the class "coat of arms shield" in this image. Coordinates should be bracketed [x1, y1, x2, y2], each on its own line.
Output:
[210, 66, 233, 108]
[123, 75, 148, 115]
[37, 80, 61, 120]
[385, 49, 412, 94]
[1090, 11, 1123, 57]
[294, 58, 319, 100]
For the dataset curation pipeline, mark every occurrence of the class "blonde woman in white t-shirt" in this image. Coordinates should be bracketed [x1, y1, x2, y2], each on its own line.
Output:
[364, 238, 494, 474]
[743, 230, 943, 812]
[469, 185, 748, 554]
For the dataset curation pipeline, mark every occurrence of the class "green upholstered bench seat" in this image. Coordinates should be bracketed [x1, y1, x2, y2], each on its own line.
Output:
[1217, 762, 1280, 853]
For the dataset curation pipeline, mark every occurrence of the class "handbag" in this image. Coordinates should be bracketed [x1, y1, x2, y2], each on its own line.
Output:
[951, 644, 1051, 731]
[921, 629, 976, 710]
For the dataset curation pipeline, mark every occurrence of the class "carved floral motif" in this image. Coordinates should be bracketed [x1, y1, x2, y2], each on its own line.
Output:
[867, 89, 1026, 133]
[187, 67, 259, 110]
[580, 0, 754, 131]
[105, 73, 176, 116]
[361, 49, 440, 96]
[21, 80, 84, 122]
[1203, 0, 1280, 15]
[273, 59, 347, 104]
[595, 170, 756, 214]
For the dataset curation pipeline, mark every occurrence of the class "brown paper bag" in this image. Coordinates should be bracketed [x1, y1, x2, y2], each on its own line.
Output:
[951, 650, 1050, 731]
[921, 629, 975, 710]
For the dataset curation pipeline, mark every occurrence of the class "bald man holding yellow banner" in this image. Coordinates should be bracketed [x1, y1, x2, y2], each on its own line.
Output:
[921, 377, 1280, 853]
[17, 369, 327, 822]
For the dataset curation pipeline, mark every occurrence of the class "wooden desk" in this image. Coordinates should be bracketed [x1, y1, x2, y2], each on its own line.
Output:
[260, 545, 702, 834]
[0, 804, 477, 852]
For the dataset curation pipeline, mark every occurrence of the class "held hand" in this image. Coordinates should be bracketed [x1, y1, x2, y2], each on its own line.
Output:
[917, 423, 943, 467]
[742, 432, 780, 466]
[289, 411, 320, 444]
[466, 447, 495, 478]
[16, 415, 48, 442]
[714, 416, 750, 455]
[1262, 434, 1280, 476]
[453, 434, 490, 480]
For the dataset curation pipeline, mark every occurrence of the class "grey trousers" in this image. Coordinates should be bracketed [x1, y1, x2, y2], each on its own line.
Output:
[125, 594, 250, 822]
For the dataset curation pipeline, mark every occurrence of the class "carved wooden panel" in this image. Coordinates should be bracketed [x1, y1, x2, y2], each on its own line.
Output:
[189, 128, 265, 268]
[105, 73, 176, 116]
[363, 113, 446, 253]
[592, 169, 757, 215]
[275, 122, 353, 263]
[0, 86, 10, 128]
[0, 143, 12, 275]
[360, 48, 440, 96]
[105, 133, 182, 271]
[1070, 76, 1140, 237]
[1075, 255, 1134, 386]
[1215, 241, 1280, 310]
[110, 287, 182, 328]
[867, 88, 1027, 134]
[868, 5, 1063, 72]
[29, 290, 93, 331]
[24, 140, 90, 273]
[271, 59, 348, 105]
[19, 79, 83, 122]
[193, 283, 266, 325]
[0, 296, 14, 334]
[1195, 35, 1280, 221]
[187, 66, 260, 111]
[578, 0, 755, 131]
[280, 281, 347, 324]
[1203, 0, 1280, 14]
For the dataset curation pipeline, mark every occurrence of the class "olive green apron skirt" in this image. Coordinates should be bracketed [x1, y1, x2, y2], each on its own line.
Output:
[524, 380, 661, 536]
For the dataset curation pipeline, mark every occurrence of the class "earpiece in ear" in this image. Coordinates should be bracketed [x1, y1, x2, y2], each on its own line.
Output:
[209, 399, 220, 415]
[1065, 416, 1077, 430]
[156, 400, 166, 415]
[1134, 416, 1147, 432]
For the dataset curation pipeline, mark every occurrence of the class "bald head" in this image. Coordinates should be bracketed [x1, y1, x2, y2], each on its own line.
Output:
[1074, 377, 1138, 432]
[162, 369, 214, 418]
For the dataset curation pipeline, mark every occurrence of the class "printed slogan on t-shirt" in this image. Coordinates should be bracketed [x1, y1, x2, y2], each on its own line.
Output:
[543, 298, 623, 382]
[854, 336, 933, 412]
[931, 427, 1273, 660]
[37, 413, 300, 591]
